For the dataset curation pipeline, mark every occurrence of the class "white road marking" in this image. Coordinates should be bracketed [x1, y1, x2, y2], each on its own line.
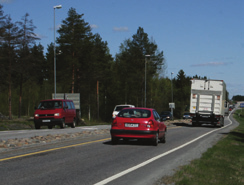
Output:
[95, 113, 234, 185]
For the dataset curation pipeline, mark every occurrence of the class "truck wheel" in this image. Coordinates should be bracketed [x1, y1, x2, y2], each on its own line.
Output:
[71, 119, 76, 128]
[60, 119, 65, 129]
[221, 117, 224, 127]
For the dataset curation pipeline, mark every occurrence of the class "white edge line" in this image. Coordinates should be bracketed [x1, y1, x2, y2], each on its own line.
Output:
[94, 113, 234, 185]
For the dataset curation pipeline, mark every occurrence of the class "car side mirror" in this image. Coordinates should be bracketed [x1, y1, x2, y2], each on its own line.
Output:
[34, 106, 37, 110]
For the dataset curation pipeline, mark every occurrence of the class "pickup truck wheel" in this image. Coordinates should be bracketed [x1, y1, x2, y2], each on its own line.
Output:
[71, 119, 76, 128]
[60, 119, 65, 129]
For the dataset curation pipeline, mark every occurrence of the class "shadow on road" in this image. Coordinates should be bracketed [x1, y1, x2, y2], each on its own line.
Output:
[103, 138, 164, 146]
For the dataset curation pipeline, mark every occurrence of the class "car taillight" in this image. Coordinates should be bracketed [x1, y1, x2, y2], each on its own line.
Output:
[112, 119, 117, 126]
[147, 120, 154, 128]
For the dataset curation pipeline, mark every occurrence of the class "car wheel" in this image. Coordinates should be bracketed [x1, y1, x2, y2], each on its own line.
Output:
[160, 134, 166, 143]
[48, 126, 52, 129]
[71, 119, 76, 128]
[111, 137, 118, 145]
[60, 119, 65, 129]
[153, 132, 158, 146]
[35, 124, 40, 129]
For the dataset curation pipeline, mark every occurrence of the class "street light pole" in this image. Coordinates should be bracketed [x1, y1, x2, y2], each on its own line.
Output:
[171, 72, 174, 120]
[54, 5, 62, 99]
[145, 55, 150, 107]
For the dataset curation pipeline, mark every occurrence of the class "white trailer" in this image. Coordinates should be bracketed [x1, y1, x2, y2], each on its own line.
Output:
[189, 79, 227, 127]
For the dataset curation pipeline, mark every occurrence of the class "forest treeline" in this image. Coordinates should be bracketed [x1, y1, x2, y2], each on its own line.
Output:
[0, 5, 232, 121]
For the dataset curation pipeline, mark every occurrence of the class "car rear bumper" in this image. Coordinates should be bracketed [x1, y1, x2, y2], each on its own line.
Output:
[110, 129, 159, 139]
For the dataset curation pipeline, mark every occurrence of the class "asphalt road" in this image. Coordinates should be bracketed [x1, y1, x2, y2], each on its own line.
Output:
[0, 113, 238, 185]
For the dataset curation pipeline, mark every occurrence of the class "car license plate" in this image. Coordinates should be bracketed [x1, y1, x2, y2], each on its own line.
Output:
[125, 123, 138, 127]
[42, 120, 51, 122]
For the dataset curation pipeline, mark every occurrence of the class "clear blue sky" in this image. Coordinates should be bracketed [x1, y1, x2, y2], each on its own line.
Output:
[1, 0, 243, 99]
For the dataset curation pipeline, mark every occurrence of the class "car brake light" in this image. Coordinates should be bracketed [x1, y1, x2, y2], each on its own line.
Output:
[112, 119, 117, 126]
[147, 120, 154, 128]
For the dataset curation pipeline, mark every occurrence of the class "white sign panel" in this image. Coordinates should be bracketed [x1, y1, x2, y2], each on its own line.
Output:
[169, 103, 175, 109]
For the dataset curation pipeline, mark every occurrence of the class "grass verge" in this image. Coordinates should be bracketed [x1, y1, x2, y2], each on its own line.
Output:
[158, 109, 244, 185]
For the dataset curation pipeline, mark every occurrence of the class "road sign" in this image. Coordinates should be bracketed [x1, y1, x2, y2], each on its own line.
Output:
[169, 103, 175, 109]
[52, 93, 80, 109]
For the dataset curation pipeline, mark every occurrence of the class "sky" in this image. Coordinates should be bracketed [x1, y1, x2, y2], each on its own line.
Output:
[1, 0, 243, 99]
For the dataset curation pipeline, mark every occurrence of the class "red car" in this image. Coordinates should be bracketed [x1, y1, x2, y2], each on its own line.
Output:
[110, 107, 167, 146]
[34, 99, 76, 129]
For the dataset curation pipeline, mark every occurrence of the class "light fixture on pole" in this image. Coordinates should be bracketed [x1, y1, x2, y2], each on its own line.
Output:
[145, 55, 150, 107]
[171, 72, 174, 120]
[54, 4, 62, 99]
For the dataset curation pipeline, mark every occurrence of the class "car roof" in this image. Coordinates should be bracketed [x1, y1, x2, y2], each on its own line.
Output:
[115, 104, 135, 107]
[122, 107, 154, 111]
[40, 99, 72, 102]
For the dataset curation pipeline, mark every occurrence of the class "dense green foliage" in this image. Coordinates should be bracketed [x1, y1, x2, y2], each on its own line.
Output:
[233, 95, 244, 101]
[0, 5, 231, 121]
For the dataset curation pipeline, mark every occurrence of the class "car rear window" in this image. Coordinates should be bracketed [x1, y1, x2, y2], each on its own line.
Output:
[117, 109, 151, 118]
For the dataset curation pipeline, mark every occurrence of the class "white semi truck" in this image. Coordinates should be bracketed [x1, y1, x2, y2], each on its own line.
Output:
[189, 79, 227, 127]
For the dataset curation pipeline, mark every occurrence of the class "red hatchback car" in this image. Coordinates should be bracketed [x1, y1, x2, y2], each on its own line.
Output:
[110, 107, 167, 146]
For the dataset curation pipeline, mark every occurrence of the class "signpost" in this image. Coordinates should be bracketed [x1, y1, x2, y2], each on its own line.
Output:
[169, 103, 175, 120]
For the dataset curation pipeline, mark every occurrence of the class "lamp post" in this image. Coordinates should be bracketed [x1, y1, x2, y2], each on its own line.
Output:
[171, 72, 174, 120]
[54, 5, 62, 99]
[145, 55, 150, 107]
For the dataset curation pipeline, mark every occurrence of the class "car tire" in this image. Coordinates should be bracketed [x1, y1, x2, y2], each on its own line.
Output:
[35, 124, 40, 129]
[160, 134, 166, 143]
[48, 126, 52, 129]
[71, 119, 76, 128]
[60, 119, 65, 129]
[111, 137, 118, 145]
[153, 132, 158, 146]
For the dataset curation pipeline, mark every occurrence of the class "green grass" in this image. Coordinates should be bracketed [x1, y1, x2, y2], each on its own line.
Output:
[0, 118, 35, 130]
[159, 109, 244, 185]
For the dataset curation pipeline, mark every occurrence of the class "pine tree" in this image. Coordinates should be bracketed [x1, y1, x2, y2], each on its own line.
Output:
[16, 13, 39, 118]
